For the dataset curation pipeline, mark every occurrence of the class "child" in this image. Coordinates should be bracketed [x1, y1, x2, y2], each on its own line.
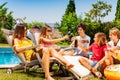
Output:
[38, 24, 74, 80]
[106, 27, 120, 64]
[63, 23, 91, 57]
[79, 32, 107, 78]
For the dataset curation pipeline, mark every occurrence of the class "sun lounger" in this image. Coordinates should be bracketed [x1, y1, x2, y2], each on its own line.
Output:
[2, 28, 94, 79]
[1, 28, 41, 74]
[32, 29, 94, 79]
[63, 56, 94, 79]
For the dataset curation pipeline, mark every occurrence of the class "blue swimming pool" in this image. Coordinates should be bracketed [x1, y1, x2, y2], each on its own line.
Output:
[0, 48, 21, 65]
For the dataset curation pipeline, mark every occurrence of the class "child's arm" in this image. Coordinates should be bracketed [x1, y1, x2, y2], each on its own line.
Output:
[92, 51, 109, 71]
[78, 44, 89, 53]
[39, 35, 69, 43]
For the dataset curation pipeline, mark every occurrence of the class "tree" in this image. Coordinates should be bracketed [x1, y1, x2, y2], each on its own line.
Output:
[115, 0, 120, 21]
[59, 0, 78, 36]
[0, 2, 14, 43]
[85, 1, 112, 22]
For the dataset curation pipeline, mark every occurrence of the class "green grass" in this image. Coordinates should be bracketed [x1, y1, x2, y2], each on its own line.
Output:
[0, 69, 45, 80]
[0, 43, 10, 47]
[0, 68, 59, 80]
[0, 68, 106, 80]
[0, 43, 106, 80]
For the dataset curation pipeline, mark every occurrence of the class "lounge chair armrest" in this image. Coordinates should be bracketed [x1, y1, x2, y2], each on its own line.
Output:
[1, 28, 14, 35]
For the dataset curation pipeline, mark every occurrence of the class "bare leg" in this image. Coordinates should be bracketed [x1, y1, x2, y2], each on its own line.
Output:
[42, 48, 54, 80]
[79, 57, 102, 78]
[16, 52, 27, 64]
[49, 48, 74, 69]
[79, 57, 91, 70]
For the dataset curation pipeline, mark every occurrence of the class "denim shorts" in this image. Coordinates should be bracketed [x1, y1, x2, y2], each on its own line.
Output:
[88, 60, 98, 67]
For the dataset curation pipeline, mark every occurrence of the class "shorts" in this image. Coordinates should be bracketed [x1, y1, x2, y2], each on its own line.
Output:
[88, 60, 98, 67]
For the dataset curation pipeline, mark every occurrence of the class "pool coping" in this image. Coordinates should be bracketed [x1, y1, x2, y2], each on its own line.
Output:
[0, 47, 20, 69]
[0, 64, 18, 68]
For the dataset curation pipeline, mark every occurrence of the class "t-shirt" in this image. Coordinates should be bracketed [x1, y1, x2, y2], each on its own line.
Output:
[74, 35, 90, 54]
[108, 39, 120, 47]
[76, 35, 91, 48]
[27, 30, 36, 44]
[89, 43, 107, 61]
[13, 38, 34, 61]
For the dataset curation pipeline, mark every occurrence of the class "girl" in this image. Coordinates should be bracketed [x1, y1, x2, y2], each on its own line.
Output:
[106, 27, 120, 64]
[12, 24, 51, 80]
[38, 24, 74, 80]
[79, 32, 107, 78]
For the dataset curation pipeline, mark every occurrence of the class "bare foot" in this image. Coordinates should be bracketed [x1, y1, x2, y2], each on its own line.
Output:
[45, 76, 55, 80]
[93, 71, 102, 78]
[91, 69, 102, 79]
[66, 64, 74, 70]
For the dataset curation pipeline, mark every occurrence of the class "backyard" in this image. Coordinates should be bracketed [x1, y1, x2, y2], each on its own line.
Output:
[0, 67, 105, 80]
[0, 0, 120, 80]
[0, 44, 105, 80]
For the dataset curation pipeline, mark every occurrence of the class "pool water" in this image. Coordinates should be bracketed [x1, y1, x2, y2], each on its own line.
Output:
[0, 48, 21, 65]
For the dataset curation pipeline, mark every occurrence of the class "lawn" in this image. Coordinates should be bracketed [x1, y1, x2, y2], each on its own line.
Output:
[0, 67, 106, 80]
[0, 43, 10, 47]
[0, 44, 106, 80]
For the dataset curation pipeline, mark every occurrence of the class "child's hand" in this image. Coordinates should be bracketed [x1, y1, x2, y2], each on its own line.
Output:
[64, 34, 69, 40]
[71, 37, 75, 42]
[36, 47, 41, 51]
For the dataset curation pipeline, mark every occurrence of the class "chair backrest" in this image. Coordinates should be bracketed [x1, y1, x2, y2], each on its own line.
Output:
[2, 29, 30, 63]
[32, 32, 40, 45]
[2, 29, 13, 46]
[2, 28, 41, 67]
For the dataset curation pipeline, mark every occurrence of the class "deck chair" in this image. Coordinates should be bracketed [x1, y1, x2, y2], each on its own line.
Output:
[32, 30, 94, 80]
[1, 28, 41, 74]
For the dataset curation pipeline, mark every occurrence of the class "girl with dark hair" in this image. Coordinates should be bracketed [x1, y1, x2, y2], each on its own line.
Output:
[39, 24, 74, 80]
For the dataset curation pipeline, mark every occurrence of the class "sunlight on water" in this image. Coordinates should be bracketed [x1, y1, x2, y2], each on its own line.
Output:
[0, 48, 21, 65]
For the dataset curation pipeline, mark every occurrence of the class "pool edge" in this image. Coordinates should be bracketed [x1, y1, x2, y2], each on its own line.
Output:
[0, 64, 18, 68]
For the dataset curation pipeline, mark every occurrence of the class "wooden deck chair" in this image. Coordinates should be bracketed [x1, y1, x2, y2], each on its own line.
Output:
[1, 28, 41, 74]
[32, 30, 94, 80]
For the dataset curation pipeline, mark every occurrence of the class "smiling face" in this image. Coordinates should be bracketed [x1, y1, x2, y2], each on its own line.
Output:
[46, 27, 52, 36]
[93, 34, 97, 42]
[77, 27, 85, 36]
[94, 32, 106, 46]
[109, 27, 120, 42]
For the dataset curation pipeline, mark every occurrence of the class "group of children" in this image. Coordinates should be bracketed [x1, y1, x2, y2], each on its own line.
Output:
[71, 23, 120, 78]
[4, 21, 120, 80]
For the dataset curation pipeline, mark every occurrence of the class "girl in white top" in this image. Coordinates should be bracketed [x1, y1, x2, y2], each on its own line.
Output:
[107, 27, 120, 64]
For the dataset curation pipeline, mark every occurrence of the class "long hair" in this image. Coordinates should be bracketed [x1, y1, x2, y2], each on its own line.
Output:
[40, 24, 52, 38]
[39, 24, 52, 44]
[12, 24, 27, 45]
[95, 32, 106, 46]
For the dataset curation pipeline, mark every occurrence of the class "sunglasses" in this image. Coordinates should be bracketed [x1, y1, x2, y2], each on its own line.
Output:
[47, 30, 52, 32]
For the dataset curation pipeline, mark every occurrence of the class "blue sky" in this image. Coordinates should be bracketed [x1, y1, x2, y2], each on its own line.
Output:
[0, 0, 117, 23]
